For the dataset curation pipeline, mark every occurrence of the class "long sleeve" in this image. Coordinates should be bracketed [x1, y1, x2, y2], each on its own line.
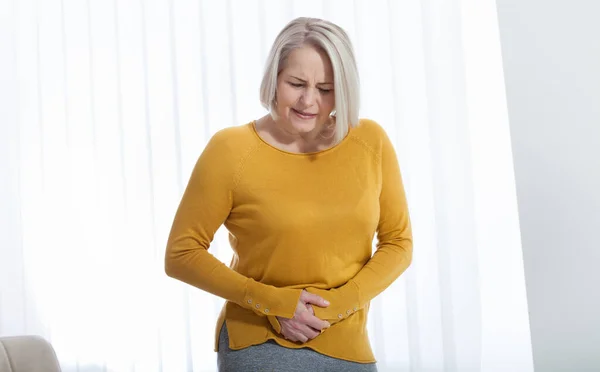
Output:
[298, 127, 413, 325]
[164, 130, 301, 319]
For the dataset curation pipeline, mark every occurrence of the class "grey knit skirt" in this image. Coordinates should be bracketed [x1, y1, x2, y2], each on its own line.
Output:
[217, 323, 378, 372]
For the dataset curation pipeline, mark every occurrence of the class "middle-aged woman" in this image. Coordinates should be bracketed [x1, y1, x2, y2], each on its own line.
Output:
[165, 17, 413, 372]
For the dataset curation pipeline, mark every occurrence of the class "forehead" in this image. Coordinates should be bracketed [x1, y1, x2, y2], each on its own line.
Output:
[281, 45, 333, 80]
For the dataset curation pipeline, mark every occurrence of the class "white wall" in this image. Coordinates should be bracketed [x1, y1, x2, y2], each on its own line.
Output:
[496, 1, 600, 371]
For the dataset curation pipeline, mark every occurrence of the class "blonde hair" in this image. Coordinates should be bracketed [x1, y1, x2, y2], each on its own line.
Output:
[259, 17, 360, 143]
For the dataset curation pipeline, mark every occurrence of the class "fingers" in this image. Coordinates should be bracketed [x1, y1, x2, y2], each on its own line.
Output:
[299, 310, 330, 331]
[283, 324, 318, 342]
[280, 321, 309, 343]
[295, 323, 320, 340]
[281, 291, 332, 344]
[300, 290, 330, 308]
[283, 330, 308, 343]
[305, 303, 315, 315]
[280, 317, 321, 343]
[299, 300, 330, 331]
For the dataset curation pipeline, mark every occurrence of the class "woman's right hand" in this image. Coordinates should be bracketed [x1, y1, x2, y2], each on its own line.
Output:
[277, 290, 331, 343]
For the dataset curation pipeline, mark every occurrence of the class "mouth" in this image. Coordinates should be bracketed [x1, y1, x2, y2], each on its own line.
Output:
[292, 108, 317, 119]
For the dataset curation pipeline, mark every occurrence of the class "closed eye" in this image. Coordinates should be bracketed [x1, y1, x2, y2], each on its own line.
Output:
[288, 82, 333, 94]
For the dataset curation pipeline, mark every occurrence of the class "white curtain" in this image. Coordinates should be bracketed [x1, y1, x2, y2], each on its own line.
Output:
[0, 0, 533, 371]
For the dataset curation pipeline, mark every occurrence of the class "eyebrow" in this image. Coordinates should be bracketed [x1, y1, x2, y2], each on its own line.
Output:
[289, 75, 333, 85]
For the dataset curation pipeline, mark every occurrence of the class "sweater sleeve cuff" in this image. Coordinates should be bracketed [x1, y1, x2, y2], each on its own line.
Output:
[306, 281, 362, 324]
[267, 315, 282, 333]
[243, 280, 302, 318]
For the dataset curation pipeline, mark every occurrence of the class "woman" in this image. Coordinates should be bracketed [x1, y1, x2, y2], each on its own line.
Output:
[165, 17, 412, 371]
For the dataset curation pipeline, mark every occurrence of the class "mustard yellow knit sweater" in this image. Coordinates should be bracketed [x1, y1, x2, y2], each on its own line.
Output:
[165, 118, 413, 363]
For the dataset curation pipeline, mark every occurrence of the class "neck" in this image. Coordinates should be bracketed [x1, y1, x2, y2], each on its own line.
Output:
[259, 114, 334, 152]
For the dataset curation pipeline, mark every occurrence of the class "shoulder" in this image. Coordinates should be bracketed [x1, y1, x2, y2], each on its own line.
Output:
[201, 122, 260, 161]
[196, 122, 261, 178]
[348, 118, 393, 159]
[352, 118, 390, 141]
[205, 122, 256, 153]
[190, 122, 260, 188]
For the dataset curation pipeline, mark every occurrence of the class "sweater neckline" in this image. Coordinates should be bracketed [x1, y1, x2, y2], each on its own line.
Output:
[249, 120, 353, 157]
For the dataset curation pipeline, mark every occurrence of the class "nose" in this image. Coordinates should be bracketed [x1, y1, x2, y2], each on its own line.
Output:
[300, 87, 316, 106]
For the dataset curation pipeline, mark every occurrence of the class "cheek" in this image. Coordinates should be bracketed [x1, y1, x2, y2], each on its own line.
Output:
[276, 84, 296, 106]
[323, 94, 335, 113]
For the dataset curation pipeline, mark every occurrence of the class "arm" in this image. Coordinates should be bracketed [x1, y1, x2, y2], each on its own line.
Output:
[301, 128, 413, 325]
[165, 132, 301, 319]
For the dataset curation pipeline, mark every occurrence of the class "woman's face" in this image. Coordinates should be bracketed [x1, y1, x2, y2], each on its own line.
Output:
[274, 45, 335, 136]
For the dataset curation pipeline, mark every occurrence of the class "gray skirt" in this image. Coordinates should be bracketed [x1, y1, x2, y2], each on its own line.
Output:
[217, 323, 378, 372]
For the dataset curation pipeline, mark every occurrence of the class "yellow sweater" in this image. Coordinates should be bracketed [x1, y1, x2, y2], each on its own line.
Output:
[165, 118, 412, 363]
